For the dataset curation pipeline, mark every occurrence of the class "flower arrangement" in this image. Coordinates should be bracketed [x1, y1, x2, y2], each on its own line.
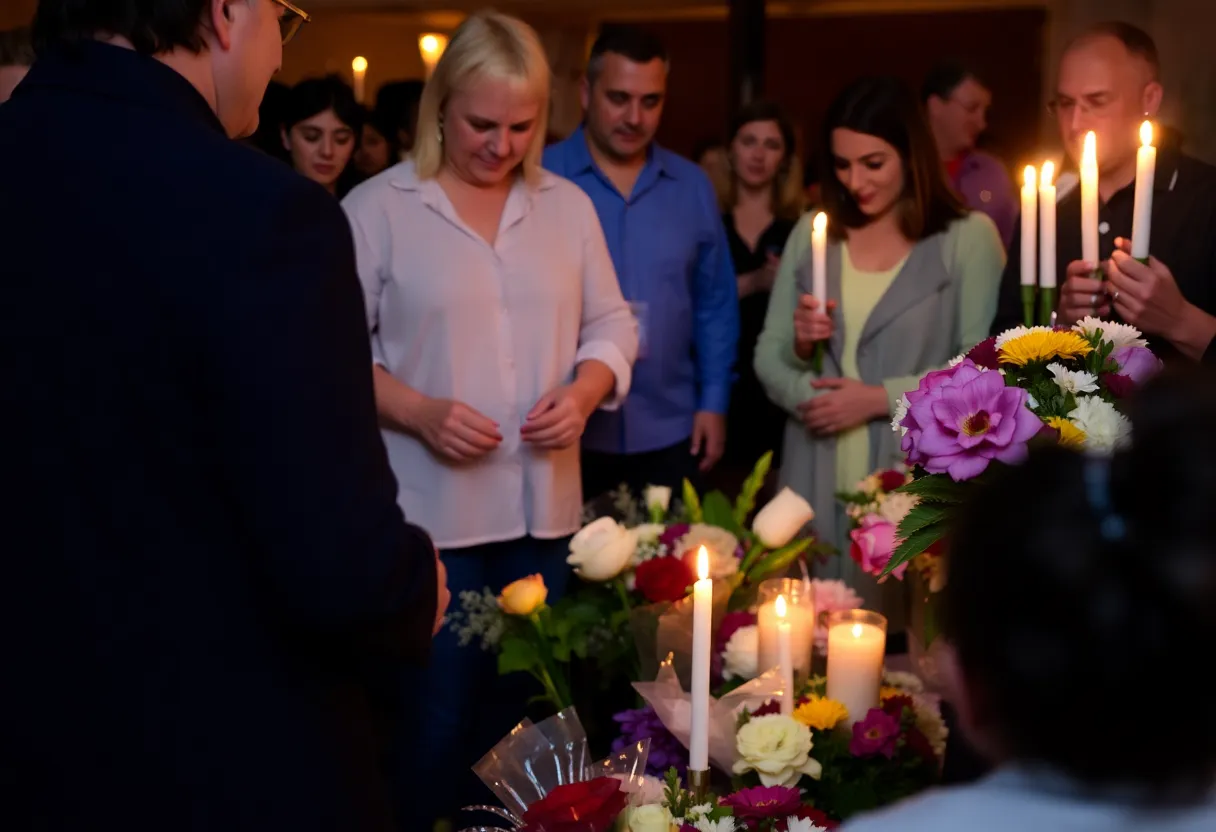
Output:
[884, 318, 1161, 577]
[450, 455, 832, 713]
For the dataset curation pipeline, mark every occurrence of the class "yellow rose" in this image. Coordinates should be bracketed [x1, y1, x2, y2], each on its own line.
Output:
[497, 574, 547, 616]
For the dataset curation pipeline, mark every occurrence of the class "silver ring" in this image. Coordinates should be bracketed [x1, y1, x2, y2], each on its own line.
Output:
[1113, 290, 1120, 302]
[1090, 293, 1098, 308]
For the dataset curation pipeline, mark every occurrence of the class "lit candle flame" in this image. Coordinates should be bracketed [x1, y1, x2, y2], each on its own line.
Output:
[696, 545, 709, 581]
[420, 34, 442, 56]
[812, 211, 827, 233]
[1140, 120, 1154, 147]
[1040, 160, 1055, 187]
[1023, 164, 1036, 188]
[351, 56, 368, 73]
[1083, 131, 1097, 165]
[775, 594, 787, 619]
[851, 623, 863, 638]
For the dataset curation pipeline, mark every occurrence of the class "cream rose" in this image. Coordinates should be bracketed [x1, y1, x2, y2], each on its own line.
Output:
[644, 485, 672, 515]
[621, 804, 676, 832]
[722, 624, 759, 681]
[673, 524, 739, 578]
[497, 574, 547, 616]
[567, 517, 637, 582]
[752, 488, 815, 549]
[732, 714, 823, 787]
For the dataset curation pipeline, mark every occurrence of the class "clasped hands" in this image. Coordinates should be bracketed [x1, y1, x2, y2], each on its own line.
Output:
[416, 383, 598, 463]
[1058, 237, 1190, 337]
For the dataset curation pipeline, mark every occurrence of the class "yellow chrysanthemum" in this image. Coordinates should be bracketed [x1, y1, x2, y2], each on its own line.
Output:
[879, 686, 904, 702]
[999, 330, 1094, 367]
[1047, 416, 1088, 449]
[793, 696, 849, 731]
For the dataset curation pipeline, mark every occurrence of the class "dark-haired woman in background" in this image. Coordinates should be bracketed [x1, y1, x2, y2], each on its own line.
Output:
[755, 76, 1003, 614]
[842, 368, 1216, 831]
[711, 101, 804, 494]
[352, 107, 401, 179]
[281, 75, 362, 197]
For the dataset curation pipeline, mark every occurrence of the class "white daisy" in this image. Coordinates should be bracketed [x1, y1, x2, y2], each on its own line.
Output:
[784, 819, 828, 832]
[1072, 316, 1148, 350]
[693, 818, 738, 832]
[995, 325, 1053, 349]
[947, 353, 967, 367]
[1069, 396, 1131, 453]
[891, 394, 910, 436]
[1047, 363, 1100, 395]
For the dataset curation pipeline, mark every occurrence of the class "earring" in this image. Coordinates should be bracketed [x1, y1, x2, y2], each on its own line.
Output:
[437, 116, 444, 146]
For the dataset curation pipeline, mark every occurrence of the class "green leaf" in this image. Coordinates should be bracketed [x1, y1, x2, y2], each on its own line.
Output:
[748, 538, 812, 583]
[896, 501, 951, 538]
[682, 478, 703, 523]
[497, 634, 541, 675]
[897, 475, 966, 504]
[882, 521, 947, 577]
[702, 490, 743, 534]
[733, 452, 773, 525]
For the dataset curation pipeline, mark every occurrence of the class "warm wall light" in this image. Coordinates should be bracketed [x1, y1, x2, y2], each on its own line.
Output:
[351, 56, 368, 103]
[418, 33, 449, 79]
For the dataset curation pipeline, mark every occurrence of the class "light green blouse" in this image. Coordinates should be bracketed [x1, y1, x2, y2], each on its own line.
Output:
[836, 245, 908, 492]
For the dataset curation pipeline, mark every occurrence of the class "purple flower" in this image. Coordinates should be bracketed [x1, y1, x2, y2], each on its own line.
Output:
[902, 363, 1041, 481]
[613, 705, 686, 777]
[1111, 345, 1163, 385]
[850, 708, 902, 759]
[721, 784, 803, 820]
[658, 523, 690, 552]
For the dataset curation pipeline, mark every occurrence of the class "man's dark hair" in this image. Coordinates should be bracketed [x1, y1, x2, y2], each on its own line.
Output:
[586, 24, 668, 85]
[33, 0, 210, 55]
[0, 26, 34, 66]
[1070, 20, 1160, 80]
[920, 61, 982, 104]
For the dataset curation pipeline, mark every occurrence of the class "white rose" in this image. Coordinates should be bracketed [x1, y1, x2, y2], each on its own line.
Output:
[674, 524, 740, 578]
[752, 488, 814, 548]
[622, 804, 674, 832]
[644, 485, 672, 514]
[878, 492, 917, 527]
[566, 517, 637, 582]
[722, 624, 759, 681]
[732, 714, 823, 787]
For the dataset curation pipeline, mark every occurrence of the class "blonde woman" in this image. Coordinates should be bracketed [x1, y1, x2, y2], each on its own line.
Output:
[341, 11, 638, 828]
[711, 101, 806, 495]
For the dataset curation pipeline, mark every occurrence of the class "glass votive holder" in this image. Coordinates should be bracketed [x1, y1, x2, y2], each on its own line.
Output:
[824, 609, 887, 727]
[756, 578, 815, 682]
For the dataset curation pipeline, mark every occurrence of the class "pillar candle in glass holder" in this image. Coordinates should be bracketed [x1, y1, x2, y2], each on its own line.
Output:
[689, 546, 712, 772]
[825, 610, 887, 727]
[1131, 121, 1156, 260]
[757, 578, 815, 679]
[776, 594, 794, 715]
[1080, 131, 1100, 267]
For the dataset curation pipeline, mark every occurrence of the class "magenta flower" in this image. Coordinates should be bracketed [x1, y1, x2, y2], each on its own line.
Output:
[1105, 373, 1135, 399]
[1112, 345, 1162, 385]
[902, 362, 1041, 481]
[850, 708, 902, 759]
[721, 784, 803, 820]
[849, 515, 906, 579]
[965, 336, 1000, 370]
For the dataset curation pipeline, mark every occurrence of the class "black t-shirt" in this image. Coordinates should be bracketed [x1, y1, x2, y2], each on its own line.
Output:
[722, 212, 797, 467]
[992, 147, 1216, 363]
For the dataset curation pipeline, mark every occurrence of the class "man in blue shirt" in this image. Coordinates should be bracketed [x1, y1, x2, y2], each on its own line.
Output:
[545, 25, 739, 501]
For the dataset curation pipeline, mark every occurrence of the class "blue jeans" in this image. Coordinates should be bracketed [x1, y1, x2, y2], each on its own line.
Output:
[385, 535, 571, 829]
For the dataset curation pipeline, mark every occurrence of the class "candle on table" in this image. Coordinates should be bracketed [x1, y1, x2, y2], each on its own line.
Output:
[1020, 164, 1037, 326]
[1039, 162, 1058, 325]
[776, 594, 795, 715]
[825, 610, 887, 728]
[811, 211, 827, 304]
[689, 546, 712, 772]
[1080, 131, 1100, 269]
[757, 578, 815, 679]
[351, 56, 368, 104]
[1131, 121, 1156, 261]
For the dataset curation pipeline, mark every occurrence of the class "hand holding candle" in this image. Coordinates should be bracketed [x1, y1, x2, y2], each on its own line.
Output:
[1081, 131, 1100, 271]
[1020, 164, 1037, 326]
[1131, 121, 1156, 261]
[776, 594, 795, 715]
[1039, 161, 1057, 324]
[808, 212, 828, 373]
[689, 546, 712, 773]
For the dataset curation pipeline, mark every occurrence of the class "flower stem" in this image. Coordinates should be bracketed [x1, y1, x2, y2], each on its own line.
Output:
[614, 578, 633, 613]
[529, 613, 572, 711]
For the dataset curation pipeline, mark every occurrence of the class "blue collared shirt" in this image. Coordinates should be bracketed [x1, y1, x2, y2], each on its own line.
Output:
[544, 127, 739, 455]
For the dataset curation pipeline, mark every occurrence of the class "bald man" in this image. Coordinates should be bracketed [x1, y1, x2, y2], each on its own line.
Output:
[991, 21, 1216, 363]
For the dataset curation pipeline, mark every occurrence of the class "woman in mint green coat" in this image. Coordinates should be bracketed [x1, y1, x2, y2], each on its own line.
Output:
[754, 77, 1004, 620]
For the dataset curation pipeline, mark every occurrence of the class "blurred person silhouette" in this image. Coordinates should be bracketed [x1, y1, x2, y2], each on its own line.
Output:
[0, 26, 33, 103]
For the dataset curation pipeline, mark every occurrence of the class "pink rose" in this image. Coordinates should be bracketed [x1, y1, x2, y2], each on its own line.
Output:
[849, 515, 906, 579]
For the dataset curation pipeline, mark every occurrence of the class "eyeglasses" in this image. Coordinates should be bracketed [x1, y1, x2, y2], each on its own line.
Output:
[272, 0, 311, 45]
[1046, 95, 1114, 120]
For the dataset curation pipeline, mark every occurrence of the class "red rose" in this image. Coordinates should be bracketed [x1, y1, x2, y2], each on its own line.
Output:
[878, 469, 907, 493]
[965, 336, 1000, 370]
[1105, 372, 1136, 399]
[882, 694, 915, 717]
[519, 777, 628, 832]
[634, 556, 695, 604]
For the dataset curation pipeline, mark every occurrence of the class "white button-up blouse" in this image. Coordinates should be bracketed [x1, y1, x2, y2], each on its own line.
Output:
[342, 161, 638, 549]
